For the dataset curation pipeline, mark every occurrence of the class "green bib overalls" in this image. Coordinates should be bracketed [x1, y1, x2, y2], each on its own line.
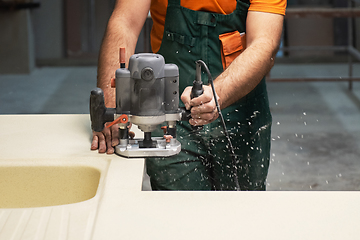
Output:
[146, 0, 272, 190]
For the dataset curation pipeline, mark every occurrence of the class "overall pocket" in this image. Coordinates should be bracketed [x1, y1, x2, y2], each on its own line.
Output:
[219, 31, 246, 70]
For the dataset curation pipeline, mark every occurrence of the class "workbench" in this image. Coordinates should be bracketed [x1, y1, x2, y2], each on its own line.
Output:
[0, 114, 359, 239]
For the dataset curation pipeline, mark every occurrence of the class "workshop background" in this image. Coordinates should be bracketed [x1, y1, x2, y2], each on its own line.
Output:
[1, 0, 360, 190]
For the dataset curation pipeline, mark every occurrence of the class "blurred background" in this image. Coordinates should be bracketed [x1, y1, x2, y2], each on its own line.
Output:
[1, 0, 359, 190]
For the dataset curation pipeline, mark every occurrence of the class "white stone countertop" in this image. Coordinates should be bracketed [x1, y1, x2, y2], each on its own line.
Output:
[0, 114, 360, 240]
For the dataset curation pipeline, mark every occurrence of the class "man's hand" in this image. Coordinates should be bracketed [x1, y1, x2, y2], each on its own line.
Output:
[91, 124, 119, 154]
[181, 85, 220, 126]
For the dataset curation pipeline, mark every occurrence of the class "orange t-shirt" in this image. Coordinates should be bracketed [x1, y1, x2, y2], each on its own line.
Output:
[150, 0, 287, 53]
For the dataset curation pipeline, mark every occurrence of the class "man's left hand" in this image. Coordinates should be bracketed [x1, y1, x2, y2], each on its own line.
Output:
[181, 85, 220, 126]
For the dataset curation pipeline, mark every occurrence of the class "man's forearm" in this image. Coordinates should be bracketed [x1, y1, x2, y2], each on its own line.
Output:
[96, 0, 150, 108]
[214, 38, 277, 109]
[97, 20, 137, 108]
[214, 12, 284, 109]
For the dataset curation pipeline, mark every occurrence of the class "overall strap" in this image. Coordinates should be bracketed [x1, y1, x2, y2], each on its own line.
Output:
[168, 0, 180, 6]
[236, 0, 250, 11]
[168, 0, 249, 7]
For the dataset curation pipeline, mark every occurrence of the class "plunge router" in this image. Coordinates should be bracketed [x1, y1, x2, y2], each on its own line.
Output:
[90, 50, 203, 158]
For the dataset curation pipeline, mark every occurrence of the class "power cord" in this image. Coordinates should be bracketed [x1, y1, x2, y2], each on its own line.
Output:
[195, 60, 241, 191]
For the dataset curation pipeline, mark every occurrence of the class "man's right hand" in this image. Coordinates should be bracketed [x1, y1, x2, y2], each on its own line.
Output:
[91, 124, 119, 154]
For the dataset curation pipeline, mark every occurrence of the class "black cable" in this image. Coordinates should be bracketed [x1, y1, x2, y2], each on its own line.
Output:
[195, 60, 241, 191]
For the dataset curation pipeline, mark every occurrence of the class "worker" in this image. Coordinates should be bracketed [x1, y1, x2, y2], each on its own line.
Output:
[91, 0, 286, 190]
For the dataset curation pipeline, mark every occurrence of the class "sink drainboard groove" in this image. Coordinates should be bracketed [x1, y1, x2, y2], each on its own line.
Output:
[0, 210, 11, 237]
[0, 206, 98, 240]
[9, 209, 33, 240]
